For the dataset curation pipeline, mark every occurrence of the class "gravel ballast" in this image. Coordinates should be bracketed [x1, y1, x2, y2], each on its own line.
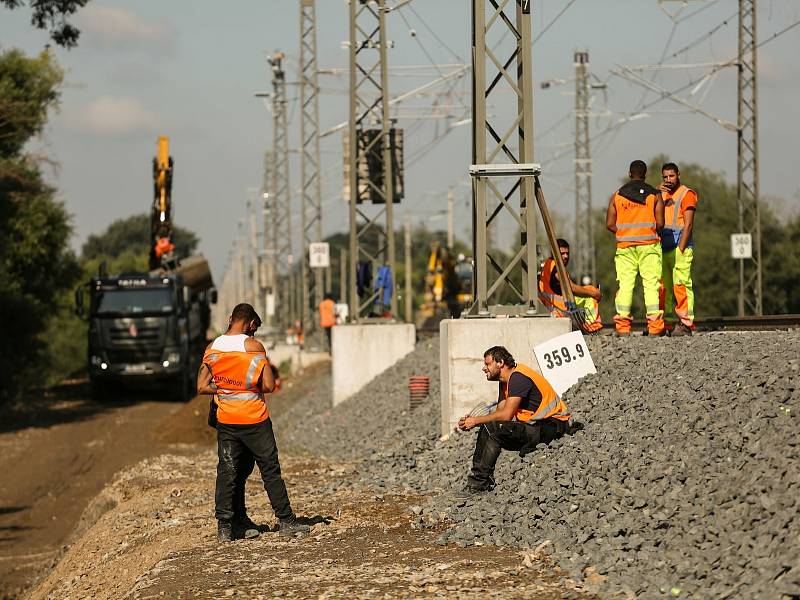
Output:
[279, 330, 800, 598]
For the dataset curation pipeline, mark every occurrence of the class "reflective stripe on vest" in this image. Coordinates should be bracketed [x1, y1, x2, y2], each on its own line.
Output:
[663, 185, 690, 232]
[204, 348, 270, 425]
[537, 258, 569, 317]
[502, 363, 571, 423]
[614, 192, 660, 247]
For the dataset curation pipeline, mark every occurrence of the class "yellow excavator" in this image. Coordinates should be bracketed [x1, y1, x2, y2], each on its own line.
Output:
[149, 136, 175, 270]
[416, 242, 473, 328]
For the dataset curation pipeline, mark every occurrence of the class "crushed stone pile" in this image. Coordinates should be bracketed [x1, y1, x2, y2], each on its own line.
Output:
[280, 331, 800, 598]
[277, 337, 441, 461]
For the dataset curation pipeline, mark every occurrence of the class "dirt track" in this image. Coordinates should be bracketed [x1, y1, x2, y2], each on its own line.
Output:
[1, 366, 593, 599]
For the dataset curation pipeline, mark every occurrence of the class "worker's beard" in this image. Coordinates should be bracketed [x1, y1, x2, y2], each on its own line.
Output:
[485, 368, 501, 381]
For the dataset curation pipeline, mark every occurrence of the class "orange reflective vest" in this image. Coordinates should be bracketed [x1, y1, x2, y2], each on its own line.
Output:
[319, 298, 336, 328]
[203, 347, 270, 425]
[501, 363, 570, 423]
[538, 258, 569, 317]
[614, 191, 660, 248]
[661, 184, 696, 250]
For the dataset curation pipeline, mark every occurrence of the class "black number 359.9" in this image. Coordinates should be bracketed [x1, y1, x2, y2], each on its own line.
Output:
[543, 343, 585, 369]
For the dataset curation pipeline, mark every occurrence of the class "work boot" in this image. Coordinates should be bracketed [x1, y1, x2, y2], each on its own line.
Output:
[233, 516, 260, 539]
[453, 485, 493, 500]
[671, 323, 693, 337]
[278, 517, 310, 536]
[217, 520, 233, 542]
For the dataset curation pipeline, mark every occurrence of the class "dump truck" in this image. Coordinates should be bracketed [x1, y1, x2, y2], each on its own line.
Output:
[75, 137, 216, 401]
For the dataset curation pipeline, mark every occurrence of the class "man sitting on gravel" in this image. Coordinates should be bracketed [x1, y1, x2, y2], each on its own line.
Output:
[198, 303, 309, 541]
[456, 346, 571, 498]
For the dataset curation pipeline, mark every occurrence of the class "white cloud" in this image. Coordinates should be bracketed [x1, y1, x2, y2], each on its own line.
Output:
[67, 95, 161, 135]
[78, 5, 175, 54]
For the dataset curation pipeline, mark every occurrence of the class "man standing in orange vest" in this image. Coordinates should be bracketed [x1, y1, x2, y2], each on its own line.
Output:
[318, 293, 336, 351]
[455, 346, 570, 498]
[538, 238, 603, 332]
[659, 162, 698, 336]
[606, 160, 665, 336]
[198, 303, 309, 541]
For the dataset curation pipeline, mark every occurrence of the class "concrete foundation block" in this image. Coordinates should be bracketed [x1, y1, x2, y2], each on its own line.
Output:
[439, 317, 572, 435]
[332, 323, 416, 406]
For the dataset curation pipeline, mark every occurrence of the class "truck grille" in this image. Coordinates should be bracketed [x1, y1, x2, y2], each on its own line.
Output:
[107, 348, 162, 364]
[109, 325, 161, 344]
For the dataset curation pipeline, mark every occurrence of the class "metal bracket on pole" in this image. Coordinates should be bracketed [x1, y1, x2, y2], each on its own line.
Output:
[469, 163, 541, 178]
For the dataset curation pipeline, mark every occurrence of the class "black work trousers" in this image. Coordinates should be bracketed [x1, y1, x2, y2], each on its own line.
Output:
[233, 453, 256, 521]
[216, 418, 293, 523]
[467, 419, 568, 490]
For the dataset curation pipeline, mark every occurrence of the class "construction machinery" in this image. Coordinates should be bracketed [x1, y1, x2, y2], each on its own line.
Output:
[76, 137, 216, 402]
[416, 242, 473, 329]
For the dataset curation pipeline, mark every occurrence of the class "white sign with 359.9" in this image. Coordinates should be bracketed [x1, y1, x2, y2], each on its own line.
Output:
[533, 330, 597, 396]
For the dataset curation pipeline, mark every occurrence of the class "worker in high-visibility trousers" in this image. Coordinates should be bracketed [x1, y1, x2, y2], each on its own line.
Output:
[605, 160, 665, 336]
[658, 162, 698, 336]
[537, 238, 603, 333]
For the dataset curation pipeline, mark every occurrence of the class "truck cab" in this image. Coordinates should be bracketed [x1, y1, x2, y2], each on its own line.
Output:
[79, 273, 212, 402]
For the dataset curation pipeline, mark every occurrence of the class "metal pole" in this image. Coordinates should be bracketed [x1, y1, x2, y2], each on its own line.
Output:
[300, 0, 324, 337]
[340, 247, 347, 305]
[270, 52, 293, 329]
[469, 0, 537, 316]
[574, 50, 595, 283]
[404, 216, 413, 323]
[737, 0, 762, 316]
[447, 187, 454, 249]
[261, 151, 275, 329]
[348, 0, 397, 322]
[248, 192, 259, 309]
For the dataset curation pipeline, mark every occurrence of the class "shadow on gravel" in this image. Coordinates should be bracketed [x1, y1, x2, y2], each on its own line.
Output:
[0, 378, 190, 435]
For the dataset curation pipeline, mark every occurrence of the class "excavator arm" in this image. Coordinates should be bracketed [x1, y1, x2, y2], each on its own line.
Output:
[149, 136, 175, 270]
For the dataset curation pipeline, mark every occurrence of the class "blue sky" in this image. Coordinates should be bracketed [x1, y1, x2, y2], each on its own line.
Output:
[2, 0, 799, 280]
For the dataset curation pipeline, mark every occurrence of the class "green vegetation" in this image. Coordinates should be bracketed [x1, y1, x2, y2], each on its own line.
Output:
[1, 0, 90, 48]
[0, 48, 79, 404]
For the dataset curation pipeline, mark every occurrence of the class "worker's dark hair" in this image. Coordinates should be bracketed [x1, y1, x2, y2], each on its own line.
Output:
[484, 346, 516, 368]
[661, 162, 680, 174]
[556, 238, 570, 250]
[629, 160, 647, 179]
[231, 303, 261, 326]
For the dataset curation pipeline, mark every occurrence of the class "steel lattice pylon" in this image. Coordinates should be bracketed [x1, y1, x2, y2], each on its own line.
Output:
[469, 0, 539, 316]
[737, 0, 762, 316]
[300, 0, 324, 335]
[347, 0, 397, 321]
[269, 52, 294, 328]
[574, 50, 595, 284]
[260, 150, 276, 328]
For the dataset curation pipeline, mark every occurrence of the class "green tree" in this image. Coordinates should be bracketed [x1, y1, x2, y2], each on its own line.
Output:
[1, 0, 90, 48]
[81, 213, 199, 263]
[0, 49, 82, 402]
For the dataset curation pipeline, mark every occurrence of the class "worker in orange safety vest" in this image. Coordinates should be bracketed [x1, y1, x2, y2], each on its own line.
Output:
[606, 160, 665, 336]
[318, 293, 336, 351]
[198, 303, 309, 541]
[455, 346, 570, 498]
[658, 162, 698, 336]
[538, 238, 603, 333]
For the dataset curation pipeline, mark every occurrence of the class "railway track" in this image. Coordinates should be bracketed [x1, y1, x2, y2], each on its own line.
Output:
[418, 313, 800, 335]
[628, 313, 800, 332]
